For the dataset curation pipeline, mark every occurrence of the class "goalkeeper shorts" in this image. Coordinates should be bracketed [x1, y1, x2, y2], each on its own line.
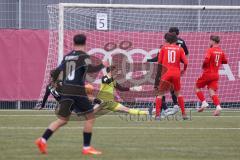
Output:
[102, 101, 121, 112]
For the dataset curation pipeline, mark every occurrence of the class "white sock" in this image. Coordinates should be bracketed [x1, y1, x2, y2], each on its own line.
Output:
[173, 105, 179, 109]
[202, 100, 207, 104]
[41, 138, 46, 143]
[216, 105, 222, 110]
[83, 146, 90, 149]
[202, 101, 208, 107]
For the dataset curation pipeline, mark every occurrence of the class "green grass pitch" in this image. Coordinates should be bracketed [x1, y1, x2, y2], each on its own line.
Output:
[0, 110, 240, 160]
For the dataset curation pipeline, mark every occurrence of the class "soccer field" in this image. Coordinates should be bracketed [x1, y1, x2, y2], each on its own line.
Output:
[0, 110, 240, 160]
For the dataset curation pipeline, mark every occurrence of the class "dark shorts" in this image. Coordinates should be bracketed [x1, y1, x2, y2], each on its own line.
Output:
[56, 95, 94, 118]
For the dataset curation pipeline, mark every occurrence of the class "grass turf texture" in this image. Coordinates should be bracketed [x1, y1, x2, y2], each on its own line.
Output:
[0, 110, 240, 160]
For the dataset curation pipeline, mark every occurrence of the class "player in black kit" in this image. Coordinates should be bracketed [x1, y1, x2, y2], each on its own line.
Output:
[35, 34, 107, 155]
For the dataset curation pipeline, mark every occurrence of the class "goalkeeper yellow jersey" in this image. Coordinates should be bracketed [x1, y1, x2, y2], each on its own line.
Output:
[97, 75, 130, 102]
[97, 75, 116, 101]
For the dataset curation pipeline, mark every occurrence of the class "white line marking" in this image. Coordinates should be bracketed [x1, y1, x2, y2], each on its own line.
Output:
[0, 110, 54, 111]
[1, 109, 240, 112]
[0, 115, 54, 117]
[193, 116, 240, 117]
[0, 126, 239, 130]
[0, 115, 240, 117]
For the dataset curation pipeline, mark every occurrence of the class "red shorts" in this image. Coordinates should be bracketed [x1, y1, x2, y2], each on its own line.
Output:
[159, 72, 181, 92]
[196, 73, 219, 91]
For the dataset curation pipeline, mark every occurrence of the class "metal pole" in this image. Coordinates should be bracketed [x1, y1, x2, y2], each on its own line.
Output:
[17, 0, 22, 109]
[17, 101, 21, 110]
[18, 0, 22, 29]
[239, 61, 240, 78]
[197, 0, 201, 32]
[109, 0, 112, 30]
[58, 4, 64, 64]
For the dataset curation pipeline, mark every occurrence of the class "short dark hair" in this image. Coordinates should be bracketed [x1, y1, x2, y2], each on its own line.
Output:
[73, 34, 86, 45]
[169, 27, 180, 35]
[210, 35, 220, 44]
[106, 66, 116, 73]
[164, 32, 178, 44]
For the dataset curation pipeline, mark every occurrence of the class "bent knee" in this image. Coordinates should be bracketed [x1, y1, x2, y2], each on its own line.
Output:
[57, 118, 68, 126]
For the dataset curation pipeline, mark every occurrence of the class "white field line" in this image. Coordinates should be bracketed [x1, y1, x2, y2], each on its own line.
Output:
[0, 115, 240, 118]
[0, 115, 54, 116]
[0, 126, 239, 130]
[1, 109, 240, 112]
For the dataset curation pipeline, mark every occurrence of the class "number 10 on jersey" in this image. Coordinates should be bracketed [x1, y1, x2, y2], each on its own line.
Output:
[168, 50, 176, 63]
[66, 61, 76, 81]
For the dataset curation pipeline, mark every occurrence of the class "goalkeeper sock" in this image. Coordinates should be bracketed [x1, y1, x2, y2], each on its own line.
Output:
[138, 110, 148, 115]
[212, 95, 220, 106]
[129, 109, 148, 115]
[42, 128, 53, 141]
[129, 109, 139, 115]
[83, 132, 92, 147]
[177, 96, 186, 115]
[155, 97, 162, 117]
[196, 91, 205, 102]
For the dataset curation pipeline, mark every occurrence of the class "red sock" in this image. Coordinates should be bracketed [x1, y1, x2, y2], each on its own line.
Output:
[212, 95, 220, 106]
[155, 97, 162, 117]
[196, 91, 205, 102]
[178, 96, 186, 115]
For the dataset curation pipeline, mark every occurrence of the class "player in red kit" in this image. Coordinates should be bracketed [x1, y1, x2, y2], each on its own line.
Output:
[195, 35, 228, 116]
[154, 32, 188, 120]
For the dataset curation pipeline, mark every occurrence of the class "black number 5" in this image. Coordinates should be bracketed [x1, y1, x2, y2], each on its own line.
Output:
[99, 18, 105, 28]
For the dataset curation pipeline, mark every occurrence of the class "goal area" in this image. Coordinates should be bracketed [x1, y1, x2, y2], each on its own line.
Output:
[40, 3, 240, 110]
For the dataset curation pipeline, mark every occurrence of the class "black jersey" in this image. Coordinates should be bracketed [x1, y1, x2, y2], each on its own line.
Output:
[60, 50, 104, 86]
[54, 50, 104, 96]
[176, 37, 189, 56]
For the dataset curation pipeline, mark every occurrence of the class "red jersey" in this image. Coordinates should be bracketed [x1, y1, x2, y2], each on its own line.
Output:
[202, 46, 228, 74]
[158, 44, 188, 73]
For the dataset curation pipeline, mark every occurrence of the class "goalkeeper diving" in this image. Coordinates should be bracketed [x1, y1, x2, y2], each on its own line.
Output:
[95, 66, 149, 115]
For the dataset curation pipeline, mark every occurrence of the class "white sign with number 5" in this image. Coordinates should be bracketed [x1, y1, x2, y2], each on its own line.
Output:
[96, 13, 108, 30]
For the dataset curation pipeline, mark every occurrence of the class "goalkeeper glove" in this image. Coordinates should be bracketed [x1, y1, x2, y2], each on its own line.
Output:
[93, 98, 103, 105]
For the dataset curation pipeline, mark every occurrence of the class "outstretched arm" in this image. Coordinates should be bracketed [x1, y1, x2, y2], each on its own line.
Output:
[147, 46, 162, 62]
[87, 64, 105, 73]
[115, 82, 130, 91]
[41, 85, 51, 108]
[147, 55, 158, 62]
[51, 59, 65, 82]
[85, 57, 108, 73]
